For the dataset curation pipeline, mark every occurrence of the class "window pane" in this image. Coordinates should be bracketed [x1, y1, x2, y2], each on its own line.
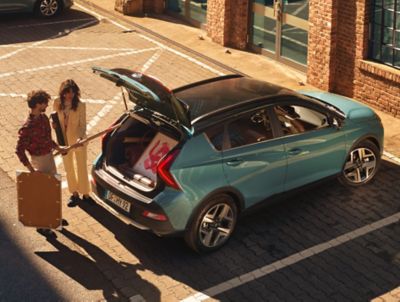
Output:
[274, 105, 328, 136]
[371, 42, 382, 60]
[227, 109, 273, 148]
[382, 45, 394, 64]
[396, 12, 400, 29]
[190, 0, 207, 24]
[394, 49, 400, 68]
[383, 27, 394, 44]
[383, 0, 395, 9]
[373, 23, 382, 41]
[374, 6, 383, 24]
[205, 125, 224, 151]
[384, 9, 394, 27]
[396, 30, 400, 47]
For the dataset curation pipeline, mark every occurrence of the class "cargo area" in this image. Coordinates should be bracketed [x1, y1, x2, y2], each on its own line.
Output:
[104, 117, 179, 189]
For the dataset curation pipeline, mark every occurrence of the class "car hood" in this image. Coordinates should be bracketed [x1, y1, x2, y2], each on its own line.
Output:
[300, 91, 376, 120]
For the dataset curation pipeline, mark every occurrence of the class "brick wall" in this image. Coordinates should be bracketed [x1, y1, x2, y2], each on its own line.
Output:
[309, 0, 400, 118]
[207, 0, 248, 49]
[307, 0, 338, 91]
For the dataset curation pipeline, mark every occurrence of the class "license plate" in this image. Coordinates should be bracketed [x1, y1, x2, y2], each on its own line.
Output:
[106, 191, 131, 212]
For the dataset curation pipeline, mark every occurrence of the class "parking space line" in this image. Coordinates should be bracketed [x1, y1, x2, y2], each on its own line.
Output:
[0, 19, 98, 61]
[0, 93, 108, 104]
[139, 49, 163, 73]
[74, 3, 225, 76]
[0, 47, 160, 79]
[383, 151, 400, 164]
[181, 212, 400, 302]
[0, 45, 137, 51]
[4, 18, 96, 29]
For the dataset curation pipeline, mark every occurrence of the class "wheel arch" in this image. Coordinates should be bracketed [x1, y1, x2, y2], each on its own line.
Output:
[184, 186, 245, 231]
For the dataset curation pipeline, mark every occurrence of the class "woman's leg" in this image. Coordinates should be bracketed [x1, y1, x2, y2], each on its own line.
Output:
[62, 150, 79, 195]
[75, 146, 90, 196]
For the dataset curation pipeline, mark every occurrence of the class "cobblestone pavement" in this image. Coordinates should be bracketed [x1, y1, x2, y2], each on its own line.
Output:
[0, 5, 399, 302]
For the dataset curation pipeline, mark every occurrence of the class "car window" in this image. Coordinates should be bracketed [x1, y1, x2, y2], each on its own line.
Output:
[226, 109, 273, 149]
[205, 125, 224, 151]
[274, 104, 329, 136]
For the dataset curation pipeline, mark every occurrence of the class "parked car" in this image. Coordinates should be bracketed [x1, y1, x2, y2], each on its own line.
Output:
[0, 0, 73, 18]
[90, 67, 384, 252]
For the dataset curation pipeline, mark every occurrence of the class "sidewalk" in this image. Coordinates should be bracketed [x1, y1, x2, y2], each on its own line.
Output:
[76, 0, 399, 159]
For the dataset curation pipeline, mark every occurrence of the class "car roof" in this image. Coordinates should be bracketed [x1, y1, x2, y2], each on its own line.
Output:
[173, 75, 295, 122]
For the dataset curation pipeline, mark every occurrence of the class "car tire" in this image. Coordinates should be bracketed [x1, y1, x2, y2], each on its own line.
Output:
[338, 140, 380, 187]
[35, 0, 62, 18]
[184, 194, 237, 253]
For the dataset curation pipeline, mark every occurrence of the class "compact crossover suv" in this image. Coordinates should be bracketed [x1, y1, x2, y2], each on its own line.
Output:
[0, 0, 73, 17]
[90, 67, 384, 252]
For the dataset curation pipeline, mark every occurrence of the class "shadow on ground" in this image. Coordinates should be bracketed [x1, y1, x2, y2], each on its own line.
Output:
[0, 9, 98, 45]
[79, 159, 400, 300]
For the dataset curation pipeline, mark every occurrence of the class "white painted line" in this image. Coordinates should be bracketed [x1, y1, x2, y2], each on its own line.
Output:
[74, 3, 225, 76]
[383, 151, 400, 164]
[139, 49, 163, 73]
[181, 212, 400, 302]
[0, 45, 137, 51]
[5, 18, 96, 29]
[0, 19, 98, 61]
[0, 93, 109, 104]
[0, 47, 160, 78]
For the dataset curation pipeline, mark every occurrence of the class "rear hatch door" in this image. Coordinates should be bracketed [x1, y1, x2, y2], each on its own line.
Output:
[93, 67, 191, 130]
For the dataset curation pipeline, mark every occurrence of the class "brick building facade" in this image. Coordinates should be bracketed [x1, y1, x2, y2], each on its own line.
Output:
[126, 0, 400, 118]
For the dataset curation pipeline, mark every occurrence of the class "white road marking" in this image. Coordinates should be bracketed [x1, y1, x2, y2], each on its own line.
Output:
[139, 49, 163, 73]
[181, 212, 400, 302]
[0, 19, 98, 61]
[383, 151, 400, 164]
[0, 45, 137, 51]
[4, 18, 96, 29]
[0, 93, 108, 104]
[74, 3, 225, 76]
[0, 47, 160, 78]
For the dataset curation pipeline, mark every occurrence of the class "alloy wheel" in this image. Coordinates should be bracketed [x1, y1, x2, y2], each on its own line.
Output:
[343, 147, 377, 184]
[198, 203, 235, 248]
[39, 0, 59, 17]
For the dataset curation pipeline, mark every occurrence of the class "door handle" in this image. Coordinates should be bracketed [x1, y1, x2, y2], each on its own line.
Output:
[226, 159, 243, 166]
[288, 148, 302, 155]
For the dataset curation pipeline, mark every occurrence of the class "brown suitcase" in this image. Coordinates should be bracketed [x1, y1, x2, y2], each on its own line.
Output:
[16, 171, 62, 229]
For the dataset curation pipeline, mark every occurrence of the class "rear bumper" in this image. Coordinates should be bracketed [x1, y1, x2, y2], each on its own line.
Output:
[91, 168, 178, 236]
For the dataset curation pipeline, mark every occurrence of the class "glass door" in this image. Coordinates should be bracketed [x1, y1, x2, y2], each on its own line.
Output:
[251, 0, 309, 69]
[166, 0, 207, 27]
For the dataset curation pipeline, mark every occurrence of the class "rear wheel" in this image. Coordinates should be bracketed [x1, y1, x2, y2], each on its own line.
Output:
[185, 194, 237, 253]
[339, 140, 380, 186]
[35, 0, 61, 17]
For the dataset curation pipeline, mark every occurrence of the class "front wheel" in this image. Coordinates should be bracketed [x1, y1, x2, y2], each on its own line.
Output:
[35, 0, 61, 18]
[338, 140, 380, 186]
[185, 194, 237, 253]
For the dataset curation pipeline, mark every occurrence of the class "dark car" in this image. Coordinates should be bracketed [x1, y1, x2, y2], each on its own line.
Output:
[0, 0, 73, 18]
[90, 67, 383, 252]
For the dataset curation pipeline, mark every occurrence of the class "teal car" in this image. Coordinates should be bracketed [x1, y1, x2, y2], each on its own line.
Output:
[0, 0, 73, 17]
[90, 67, 384, 252]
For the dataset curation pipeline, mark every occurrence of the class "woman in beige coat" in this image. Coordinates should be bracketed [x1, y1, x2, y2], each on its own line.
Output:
[53, 79, 90, 206]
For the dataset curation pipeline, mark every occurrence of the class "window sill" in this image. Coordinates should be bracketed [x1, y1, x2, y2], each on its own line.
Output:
[358, 60, 400, 83]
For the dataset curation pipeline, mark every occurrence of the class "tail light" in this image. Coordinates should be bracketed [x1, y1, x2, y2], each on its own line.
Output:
[157, 149, 181, 190]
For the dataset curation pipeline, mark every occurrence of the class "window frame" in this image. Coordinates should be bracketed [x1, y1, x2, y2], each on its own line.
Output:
[369, 0, 400, 69]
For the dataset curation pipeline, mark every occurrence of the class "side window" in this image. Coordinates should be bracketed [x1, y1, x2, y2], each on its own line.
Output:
[227, 109, 273, 149]
[274, 104, 329, 136]
[205, 124, 224, 151]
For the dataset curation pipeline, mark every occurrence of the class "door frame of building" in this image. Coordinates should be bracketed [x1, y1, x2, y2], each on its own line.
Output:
[248, 0, 308, 72]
